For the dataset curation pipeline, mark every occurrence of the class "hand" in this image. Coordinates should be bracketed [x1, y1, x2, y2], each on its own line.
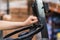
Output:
[3, 15, 11, 21]
[0, 12, 5, 16]
[24, 16, 38, 26]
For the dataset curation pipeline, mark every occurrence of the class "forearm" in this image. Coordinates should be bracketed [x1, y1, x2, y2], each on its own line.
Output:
[0, 20, 26, 30]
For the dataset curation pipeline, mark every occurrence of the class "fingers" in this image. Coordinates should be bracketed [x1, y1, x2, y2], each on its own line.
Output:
[24, 15, 38, 26]
[31, 19, 38, 23]
[29, 16, 37, 19]
[29, 16, 38, 23]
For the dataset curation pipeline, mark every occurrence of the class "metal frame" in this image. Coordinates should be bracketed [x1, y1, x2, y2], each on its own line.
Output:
[36, 0, 48, 39]
[7, 0, 9, 14]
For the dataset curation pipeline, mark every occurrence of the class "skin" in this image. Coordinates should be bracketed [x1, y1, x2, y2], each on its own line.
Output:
[0, 0, 38, 30]
[0, 14, 38, 30]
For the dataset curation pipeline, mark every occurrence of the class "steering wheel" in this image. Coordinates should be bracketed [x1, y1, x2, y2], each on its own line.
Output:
[4, 0, 48, 40]
[4, 24, 43, 40]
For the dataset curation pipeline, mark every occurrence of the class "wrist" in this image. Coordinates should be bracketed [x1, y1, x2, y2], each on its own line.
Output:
[23, 21, 27, 26]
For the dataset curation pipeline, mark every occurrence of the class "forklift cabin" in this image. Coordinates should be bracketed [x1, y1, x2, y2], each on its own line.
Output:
[0, 0, 60, 40]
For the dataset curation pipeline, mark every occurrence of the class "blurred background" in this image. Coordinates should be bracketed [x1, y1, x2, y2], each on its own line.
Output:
[0, 0, 60, 40]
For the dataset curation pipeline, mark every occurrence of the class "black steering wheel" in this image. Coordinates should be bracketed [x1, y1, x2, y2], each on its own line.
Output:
[4, 0, 48, 40]
[4, 24, 43, 40]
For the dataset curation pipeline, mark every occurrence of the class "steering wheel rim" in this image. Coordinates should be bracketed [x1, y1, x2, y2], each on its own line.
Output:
[4, 24, 44, 39]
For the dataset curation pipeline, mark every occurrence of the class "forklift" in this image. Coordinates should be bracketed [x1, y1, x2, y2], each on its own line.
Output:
[0, 0, 60, 40]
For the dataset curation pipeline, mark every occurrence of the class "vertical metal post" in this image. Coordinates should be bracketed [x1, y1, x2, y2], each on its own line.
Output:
[0, 31, 3, 40]
[36, 0, 48, 40]
[7, 0, 9, 14]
